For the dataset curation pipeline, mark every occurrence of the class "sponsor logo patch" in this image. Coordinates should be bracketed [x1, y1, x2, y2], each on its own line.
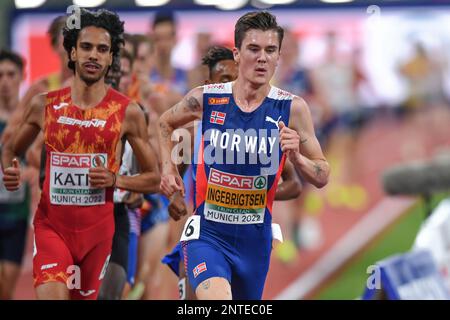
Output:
[210, 111, 226, 125]
[193, 262, 207, 278]
[208, 97, 229, 105]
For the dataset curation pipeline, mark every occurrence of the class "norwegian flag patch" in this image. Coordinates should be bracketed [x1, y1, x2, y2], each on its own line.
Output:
[193, 262, 207, 278]
[210, 111, 226, 125]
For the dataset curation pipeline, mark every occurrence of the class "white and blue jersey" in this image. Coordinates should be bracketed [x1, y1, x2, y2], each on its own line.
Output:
[181, 82, 293, 299]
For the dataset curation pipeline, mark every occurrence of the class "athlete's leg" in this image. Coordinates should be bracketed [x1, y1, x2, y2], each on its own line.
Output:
[36, 282, 69, 300]
[0, 261, 21, 299]
[0, 220, 28, 299]
[33, 218, 73, 300]
[183, 240, 232, 300]
[196, 277, 232, 300]
[98, 262, 126, 300]
[98, 203, 129, 300]
[230, 226, 272, 300]
[140, 222, 169, 299]
[70, 237, 112, 300]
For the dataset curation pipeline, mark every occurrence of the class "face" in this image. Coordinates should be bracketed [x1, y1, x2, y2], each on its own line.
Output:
[124, 39, 135, 59]
[71, 26, 113, 85]
[133, 41, 153, 76]
[209, 59, 238, 84]
[0, 60, 22, 101]
[54, 33, 68, 65]
[153, 22, 176, 57]
[233, 29, 280, 86]
[119, 57, 132, 94]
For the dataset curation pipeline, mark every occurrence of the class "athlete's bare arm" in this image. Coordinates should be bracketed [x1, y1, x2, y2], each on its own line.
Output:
[158, 87, 203, 197]
[280, 96, 330, 188]
[118, 102, 160, 194]
[1, 94, 45, 191]
[0, 80, 47, 145]
[274, 159, 302, 201]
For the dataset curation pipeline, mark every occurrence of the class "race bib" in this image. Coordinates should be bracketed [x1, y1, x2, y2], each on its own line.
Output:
[180, 215, 201, 242]
[0, 170, 26, 204]
[50, 152, 107, 206]
[178, 277, 186, 300]
[204, 168, 267, 224]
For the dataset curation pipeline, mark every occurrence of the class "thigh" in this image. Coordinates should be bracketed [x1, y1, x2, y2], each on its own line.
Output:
[196, 277, 232, 300]
[231, 239, 271, 300]
[183, 240, 231, 297]
[0, 261, 21, 299]
[71, 237, 112, 300]
[33, 220, 74, 289]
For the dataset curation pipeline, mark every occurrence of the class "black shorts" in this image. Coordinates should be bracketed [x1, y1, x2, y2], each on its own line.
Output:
[0, 220, 28, 265]
[110, 203, 130, 272]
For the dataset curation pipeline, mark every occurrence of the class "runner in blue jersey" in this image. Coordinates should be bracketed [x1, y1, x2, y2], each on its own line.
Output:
[158, 11, 329, 300]
[162, 45, 302, 300]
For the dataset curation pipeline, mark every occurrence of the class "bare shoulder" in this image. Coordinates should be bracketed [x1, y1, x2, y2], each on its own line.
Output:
[28, 93, 46, 114]
[291, 95, 309, 114]
[124, 101, 145, 121]
[21, 93, 47, 129]
[182, 86, 204, 109]
[289, 95, 311, 127]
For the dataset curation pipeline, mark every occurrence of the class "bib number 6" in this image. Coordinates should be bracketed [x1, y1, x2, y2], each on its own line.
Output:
[180, 215, 201, 242]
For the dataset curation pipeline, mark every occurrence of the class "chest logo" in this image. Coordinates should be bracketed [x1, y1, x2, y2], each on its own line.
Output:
[53, 102, 68, 110]
[265, 115, 281, 130]
[210, 111, 226, 125]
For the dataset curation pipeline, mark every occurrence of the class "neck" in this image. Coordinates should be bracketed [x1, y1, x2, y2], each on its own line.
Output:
[155, 55, 172, 78]
[233, 77, 270, 111]
[0, 95, 18, 114]
[71, 76, 108, 109]
[61, 65, 73, 83]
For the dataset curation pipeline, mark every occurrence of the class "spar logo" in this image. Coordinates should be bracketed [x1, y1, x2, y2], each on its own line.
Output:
[92, 154, 106, 167]
[208, 168, 266, 190]
[51, 154, 92, 168]
[51, 153, 106, 168]
[254, 176, 266, 189]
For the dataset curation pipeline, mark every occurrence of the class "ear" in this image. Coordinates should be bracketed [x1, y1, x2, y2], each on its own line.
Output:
[276, 49, 281, 66]
[70, 47, 76, 63]
[232, 47, 240, 65]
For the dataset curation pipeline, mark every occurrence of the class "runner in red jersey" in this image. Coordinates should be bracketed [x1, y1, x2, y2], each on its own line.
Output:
[1, 8, 160, 300]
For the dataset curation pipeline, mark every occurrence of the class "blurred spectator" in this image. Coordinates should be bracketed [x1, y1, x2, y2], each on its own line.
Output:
[0, 49, 30, 300]
[0, 15, 72, 147]
[399, 42, 446, 110]
[311, 31, 359, 138]
[150, 11, 188, 97]
[273, 29, 313, 98]
[188, 31, 212, 89]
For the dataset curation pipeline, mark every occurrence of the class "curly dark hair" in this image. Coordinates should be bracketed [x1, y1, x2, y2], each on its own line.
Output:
[201, 46, 234, 76]
[63, 8, 124, 73]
